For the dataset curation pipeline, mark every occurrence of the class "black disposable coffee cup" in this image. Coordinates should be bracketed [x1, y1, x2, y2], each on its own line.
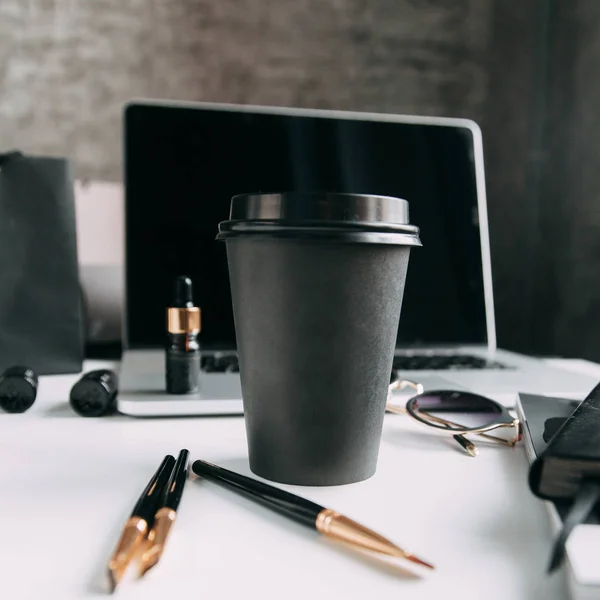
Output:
[217, 192, 421, 486]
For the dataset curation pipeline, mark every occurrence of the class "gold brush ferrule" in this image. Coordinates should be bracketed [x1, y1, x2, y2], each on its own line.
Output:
[315, 509, 434, 570]
[139, 508, 177, 576]
[167, 307, 201, 334]
[107, 517, 148, 591]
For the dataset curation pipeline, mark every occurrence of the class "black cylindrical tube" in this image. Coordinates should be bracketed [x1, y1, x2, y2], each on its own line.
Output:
[0, 365, 38, 413]
[70, 369, 118, 417]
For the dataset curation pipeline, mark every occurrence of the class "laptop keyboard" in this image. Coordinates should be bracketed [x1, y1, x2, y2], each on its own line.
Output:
[392, 354, 509, 370]
[201, 353, 509, 373]
[201, 354, 240, 373]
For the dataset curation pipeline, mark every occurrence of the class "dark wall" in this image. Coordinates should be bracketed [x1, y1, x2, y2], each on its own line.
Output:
[0, 0, 492, 180]
[534, 1, 600, 360]
[481, 1, 546, 355]
[483, 0, 600, 358]
[1, 0, 600, 359]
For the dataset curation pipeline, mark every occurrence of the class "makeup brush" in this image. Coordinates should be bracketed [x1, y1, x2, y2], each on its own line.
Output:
[139, 449, 191, 576]
[107, 455, 175, 592]
[192, 459, 433, 570]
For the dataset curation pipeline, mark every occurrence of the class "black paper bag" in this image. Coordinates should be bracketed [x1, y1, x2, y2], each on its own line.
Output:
[0, 151, 83, 374]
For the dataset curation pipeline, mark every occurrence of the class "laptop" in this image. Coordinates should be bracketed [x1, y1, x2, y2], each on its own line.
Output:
[118, 100, 597, 417]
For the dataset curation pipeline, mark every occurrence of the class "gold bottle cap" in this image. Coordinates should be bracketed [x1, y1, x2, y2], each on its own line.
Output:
[167, 307, 201, 334]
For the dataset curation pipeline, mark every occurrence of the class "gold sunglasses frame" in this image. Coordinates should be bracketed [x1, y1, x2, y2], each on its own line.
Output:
[386, 379, 521, 454]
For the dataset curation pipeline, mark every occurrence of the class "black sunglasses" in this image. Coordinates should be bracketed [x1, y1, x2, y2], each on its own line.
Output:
[387, 373, 521, 456]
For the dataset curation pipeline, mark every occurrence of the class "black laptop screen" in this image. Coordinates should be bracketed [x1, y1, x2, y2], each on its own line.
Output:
[124, 103, 487, 350]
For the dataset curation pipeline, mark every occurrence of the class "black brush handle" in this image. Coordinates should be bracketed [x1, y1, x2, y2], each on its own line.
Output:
[164, 449, 190, 512]
[132, 455, 176, 523]
[192, 459, 323, 528]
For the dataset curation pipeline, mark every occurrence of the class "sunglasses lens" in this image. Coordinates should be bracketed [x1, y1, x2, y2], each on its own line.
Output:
[407, 391, 503, 431]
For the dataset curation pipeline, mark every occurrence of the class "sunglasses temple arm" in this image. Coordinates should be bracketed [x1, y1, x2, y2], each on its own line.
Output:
[386, 403, 479, 456]
[424, 411, 519, 446]
[419, 410, 466, 430]
[475, 430, 517, 446]
[386, 403, 465, 431]
[385, 404, 407, 415]
[423, 412, 480, 455]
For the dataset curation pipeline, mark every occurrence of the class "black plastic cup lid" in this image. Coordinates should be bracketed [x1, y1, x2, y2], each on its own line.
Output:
[217, 192, 421, 245]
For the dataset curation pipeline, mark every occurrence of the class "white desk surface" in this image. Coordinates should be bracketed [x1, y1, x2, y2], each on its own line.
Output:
[0, 360, 573, 600]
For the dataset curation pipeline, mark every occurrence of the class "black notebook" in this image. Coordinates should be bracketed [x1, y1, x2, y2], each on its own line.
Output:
[518, 392, 600, 523]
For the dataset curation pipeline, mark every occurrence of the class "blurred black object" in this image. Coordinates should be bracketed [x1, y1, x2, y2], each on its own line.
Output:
[542, 417, 568, 443]
[529, 381, 600, 571]
[546, 481, 600, 573]
[78, 263, 123, 358]
[0, 365, 39, 413]
[0, 151, 83, 374]
[84, 340, 122, 360]
[69, 369, 118, 417]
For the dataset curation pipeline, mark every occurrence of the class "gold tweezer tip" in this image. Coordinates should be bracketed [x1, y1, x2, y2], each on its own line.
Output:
[316, 509, 435, 570]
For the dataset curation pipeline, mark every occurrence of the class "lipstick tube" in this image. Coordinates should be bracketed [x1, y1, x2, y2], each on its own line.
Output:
[166, 276, 201, 394]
